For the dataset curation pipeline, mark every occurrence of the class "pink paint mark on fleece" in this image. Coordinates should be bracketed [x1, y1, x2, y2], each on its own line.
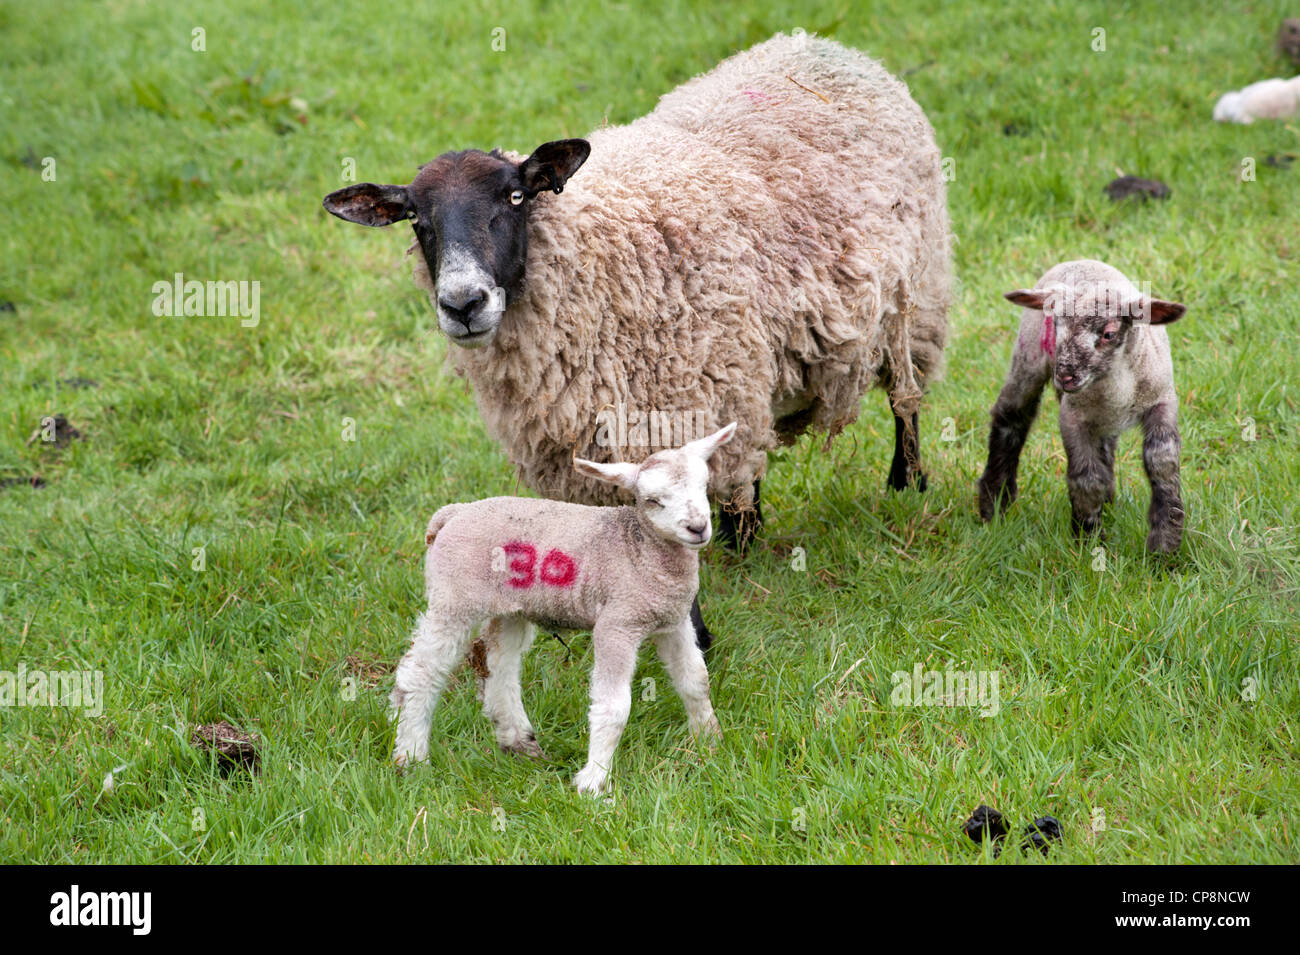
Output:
[539, 549, 578, 588]
[502, 541, 537, 589]
[500, 542, 578, 589]
[740, 88, 768, 102]
[1040, 311, 1056, 359]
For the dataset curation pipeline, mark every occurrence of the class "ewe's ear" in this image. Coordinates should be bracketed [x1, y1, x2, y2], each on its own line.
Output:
[1004, 289, 1050, 310]
[683, 422, 738, 461]
[1141, 297, 1187, 325]
[519, 139, 590, 197]
[322, 183, 412, 227]
[574, 457, 639, 490]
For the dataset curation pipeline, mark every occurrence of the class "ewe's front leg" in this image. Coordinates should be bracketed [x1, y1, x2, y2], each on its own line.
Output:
[479, 616, 546, 759]
[653, 616, 722, 743]
[1060, 411, 1110, 540]
[391, 611, 475, 766]
[689, 596, 714, 654]
[574, 624, 640, 795]
[1141, 401, 1184, 554]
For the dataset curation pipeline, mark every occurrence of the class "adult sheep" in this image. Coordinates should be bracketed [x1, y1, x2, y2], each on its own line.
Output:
[324, 32, 952, 647]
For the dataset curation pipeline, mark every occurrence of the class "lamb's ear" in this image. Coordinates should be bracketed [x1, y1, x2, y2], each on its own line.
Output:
[1139, 297, 1187, 325]
[573, 457, 639, 490]
[322, 183, 412, 227]
[519, 139, 591, 197]
[683, 422, 738, 461]
[1004, 289, 1050, 310]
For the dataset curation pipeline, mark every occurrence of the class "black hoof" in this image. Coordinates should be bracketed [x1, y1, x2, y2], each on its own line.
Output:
[888, 467, 928, 493]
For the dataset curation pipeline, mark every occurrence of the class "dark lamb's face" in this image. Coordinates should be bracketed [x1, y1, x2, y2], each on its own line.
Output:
[1052, 311, 1132, 393]
[322, 139, 590, 348]
[1004, 285, 1187, 394]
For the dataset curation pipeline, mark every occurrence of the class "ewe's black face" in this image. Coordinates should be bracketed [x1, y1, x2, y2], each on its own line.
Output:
[1005, 284, 1186, 394]
[322, 139, 589, 348]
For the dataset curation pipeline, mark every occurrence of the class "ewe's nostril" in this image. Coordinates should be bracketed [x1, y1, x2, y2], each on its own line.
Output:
[439, 289, 488, 320]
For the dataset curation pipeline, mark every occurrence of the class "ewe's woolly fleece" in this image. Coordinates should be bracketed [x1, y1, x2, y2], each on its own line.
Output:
[413, 33, 952, 505]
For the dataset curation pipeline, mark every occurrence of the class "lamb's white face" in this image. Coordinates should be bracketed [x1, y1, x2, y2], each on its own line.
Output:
[572, 422, 738, 550]
[634, 454, 713, 548]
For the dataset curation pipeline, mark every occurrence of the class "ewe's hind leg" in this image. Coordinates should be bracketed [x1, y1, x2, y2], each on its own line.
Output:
[653, 616, 721, 743]
[718, 478, 762, 554]
[978, 351, 1051, 520]
[574, 625, 640, 795]
[479, 615, 546, 759]
[1141, 401, 1184, 554]
[391, 611, 475, 766]
[887, 411, 928, 492]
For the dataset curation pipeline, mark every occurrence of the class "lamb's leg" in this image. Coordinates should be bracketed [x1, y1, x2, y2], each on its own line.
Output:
[689, 596, 713, 653]
[653, 616, 721, 743]
[1141, 401, 1184, 554]
[391, 610, 474, 766]
[977, 351, 1050, 520]
[1060, 410, 1111, 540]
[479, 615, 545, 759]
[717, 478, 762, 554]
[1099, 435, 1119, 503]
[887, 411, 928, 492]
[573, 624, 640, 795]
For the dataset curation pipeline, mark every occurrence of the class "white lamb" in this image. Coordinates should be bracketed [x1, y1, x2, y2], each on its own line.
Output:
[1213, 76, 1300, 123]
[391, 423, 736, 795]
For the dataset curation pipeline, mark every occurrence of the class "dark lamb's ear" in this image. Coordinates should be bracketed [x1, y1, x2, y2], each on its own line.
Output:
[1004, 289, 1050, 310]
[519, 139, 591, 197]
[1143, 297, 1187, 325]
[322, 183, 412, 227]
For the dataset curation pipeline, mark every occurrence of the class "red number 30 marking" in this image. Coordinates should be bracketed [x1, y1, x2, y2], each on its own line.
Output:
[501, 542, 577, 589]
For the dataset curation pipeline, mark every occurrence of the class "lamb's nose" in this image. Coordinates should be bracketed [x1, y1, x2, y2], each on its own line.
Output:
[686, 522, 708, 537]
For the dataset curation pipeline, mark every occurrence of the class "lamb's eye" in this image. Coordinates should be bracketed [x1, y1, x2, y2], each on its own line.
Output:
[510, 189, 525, 206]
[1100, 329, 1117, 343]
[644, 497, 662, 508]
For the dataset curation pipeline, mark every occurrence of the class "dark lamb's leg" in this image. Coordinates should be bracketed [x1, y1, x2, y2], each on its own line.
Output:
[1060, 411, 1111, 540]
[887, 411, 928, 492]
[690, 595, 713, 653]
[1099, 434, 1118, 504]
[1141, 402, 1184, 554]
[717, 478, 763, 554]
[977, 358, 1049, 521]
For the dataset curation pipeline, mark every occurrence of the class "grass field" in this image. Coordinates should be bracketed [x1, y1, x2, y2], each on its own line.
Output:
[2, 0, 1297, 864]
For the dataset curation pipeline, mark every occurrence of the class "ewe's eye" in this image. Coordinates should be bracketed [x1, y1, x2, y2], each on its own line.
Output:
[510, 189, 525, 206]
[1100, 328, 1117, 344]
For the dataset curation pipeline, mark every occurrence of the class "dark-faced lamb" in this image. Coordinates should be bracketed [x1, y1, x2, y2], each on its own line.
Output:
[977, 260, 1188, 554]
[391, 423, 735, 795]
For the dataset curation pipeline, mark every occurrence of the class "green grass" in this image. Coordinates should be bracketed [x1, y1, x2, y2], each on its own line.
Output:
[2, 0, 1297, 863]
